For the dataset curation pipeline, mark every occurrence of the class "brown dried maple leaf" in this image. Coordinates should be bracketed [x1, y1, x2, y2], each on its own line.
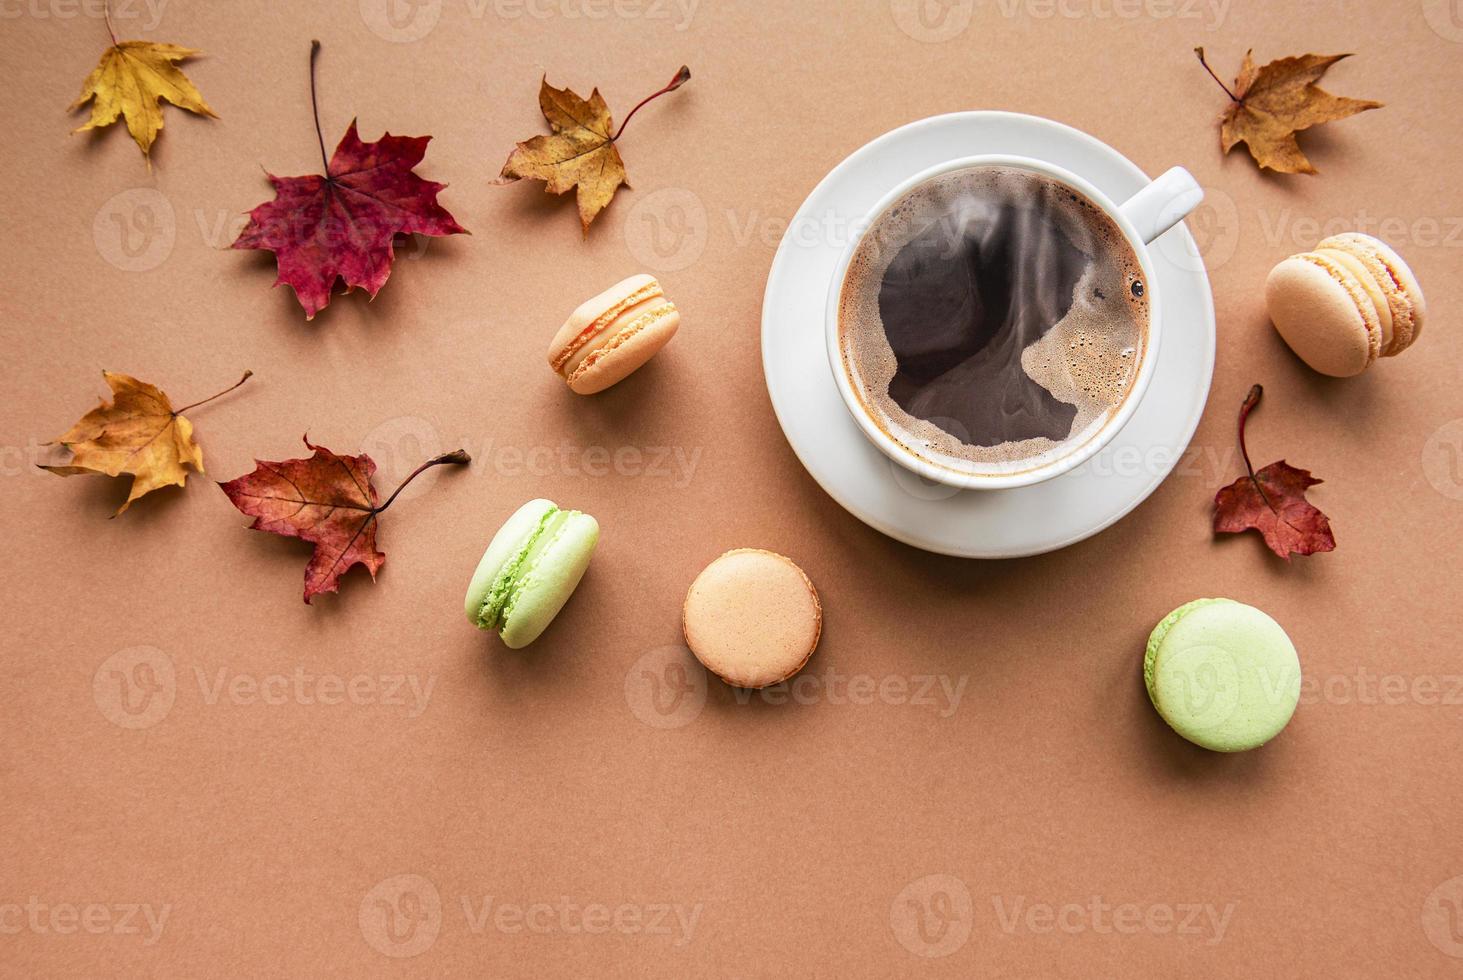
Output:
[40, 370, 251, 515]
[1196, 48, 1381, 174]
[495, 66, 690, 233]
[1213, 385, 1336, 560]
[219, 438, 469, 603]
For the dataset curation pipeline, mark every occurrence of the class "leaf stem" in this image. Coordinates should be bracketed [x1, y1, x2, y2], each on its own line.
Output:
[175, 370, 254, 415]
[612, 65, 690, 142]
[375, 450, 471, 514]
[309, 40, 329, 173]
[1194, 47, 1239, 102]
[104, 0, 118, 45]
[1236, 383, 1274, 510]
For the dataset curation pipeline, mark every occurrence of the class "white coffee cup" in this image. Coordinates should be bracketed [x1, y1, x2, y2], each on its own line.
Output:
[825, 154, 1203, 491]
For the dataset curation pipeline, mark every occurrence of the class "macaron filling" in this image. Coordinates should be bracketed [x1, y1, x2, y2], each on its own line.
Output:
[1316, 234, 1424, 357]
[565, 303, 678, 387]
[552, 281, 666, 374]
[475, 506, 570, 630]
[1295, 251, 1381, 365]
[1315, 247, 1393, 350]
[496, 508, 577, 626]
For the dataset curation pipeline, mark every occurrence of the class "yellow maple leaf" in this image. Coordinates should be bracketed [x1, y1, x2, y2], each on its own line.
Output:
[41, 371, 249, 516]
[70, 39, 218, 164]
[495, 67, 689, 234]
[1197, 48, 1381, 175]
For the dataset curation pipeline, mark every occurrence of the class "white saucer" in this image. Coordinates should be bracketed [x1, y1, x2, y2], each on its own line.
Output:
[760, 112, 1216, 558]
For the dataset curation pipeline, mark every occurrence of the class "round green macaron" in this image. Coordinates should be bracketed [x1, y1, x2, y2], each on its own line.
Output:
[464, 498, 599, 649]
[1144, 598, 1301, 752]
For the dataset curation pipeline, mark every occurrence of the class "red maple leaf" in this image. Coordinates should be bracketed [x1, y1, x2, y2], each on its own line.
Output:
[231, 42, 467, 319]
[1213, 384, 1336, 560]
[219, 437, 468, 603]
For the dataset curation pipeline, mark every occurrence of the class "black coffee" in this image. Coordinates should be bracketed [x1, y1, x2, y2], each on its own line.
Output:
[839, 166, 1148, 474]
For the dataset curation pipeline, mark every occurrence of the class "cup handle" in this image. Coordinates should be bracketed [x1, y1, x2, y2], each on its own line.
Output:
[1118, 167, 1204, 245]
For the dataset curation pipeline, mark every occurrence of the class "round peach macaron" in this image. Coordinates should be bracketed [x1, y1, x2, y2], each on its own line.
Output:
[547, 273, 680, 394]
[683, 549, 822, 689]
[1265, 233, 1426, 377]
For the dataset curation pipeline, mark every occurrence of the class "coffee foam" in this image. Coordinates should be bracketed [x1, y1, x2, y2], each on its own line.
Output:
[838, 167, 1149, 475]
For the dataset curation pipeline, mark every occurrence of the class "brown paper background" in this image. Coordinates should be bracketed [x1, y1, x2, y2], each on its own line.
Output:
[4, 0, 1462, 975]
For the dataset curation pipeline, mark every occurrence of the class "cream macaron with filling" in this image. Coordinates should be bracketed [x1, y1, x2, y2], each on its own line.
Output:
[548, 274, 680, 394]
[1265, 232, 1426, 377]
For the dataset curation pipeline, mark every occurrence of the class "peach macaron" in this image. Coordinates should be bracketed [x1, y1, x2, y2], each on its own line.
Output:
[683, 549, 822, 689]
[1265, 233, 1426, 377]
[547, 273, 680, 394]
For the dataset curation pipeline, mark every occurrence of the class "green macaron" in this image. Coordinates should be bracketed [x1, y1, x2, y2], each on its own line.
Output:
[464, 498, 599, 649]
[1144, 598, 1301, 752]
